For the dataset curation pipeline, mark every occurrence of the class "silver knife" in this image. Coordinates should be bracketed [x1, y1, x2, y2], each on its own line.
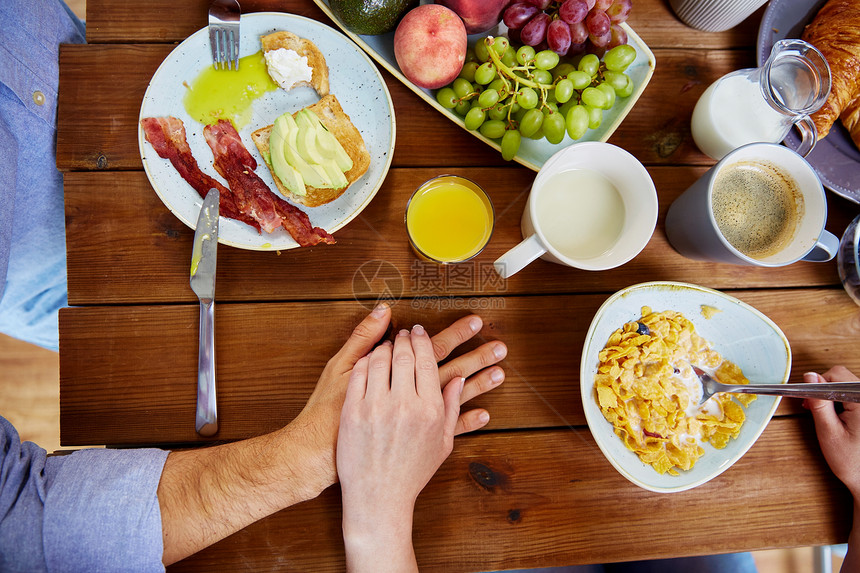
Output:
[191, 189, 220, 437]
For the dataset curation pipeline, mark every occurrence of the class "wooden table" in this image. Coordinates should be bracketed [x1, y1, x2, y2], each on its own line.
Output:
[57, 1, 859, 570]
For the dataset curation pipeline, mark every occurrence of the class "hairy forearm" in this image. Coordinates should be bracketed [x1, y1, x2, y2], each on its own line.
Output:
[158, 420, 328, 565]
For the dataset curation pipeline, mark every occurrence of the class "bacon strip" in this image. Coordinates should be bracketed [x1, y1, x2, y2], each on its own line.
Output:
[203, 120, 336, 247]
[140, 117, 260, 231]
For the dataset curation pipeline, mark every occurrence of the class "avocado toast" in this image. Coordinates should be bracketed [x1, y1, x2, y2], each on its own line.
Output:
[251, 94, 370, 208]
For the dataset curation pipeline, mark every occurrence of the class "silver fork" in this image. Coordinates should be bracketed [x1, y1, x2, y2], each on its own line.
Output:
[209, 0, 241, 70]
[692, 366, 860, 406]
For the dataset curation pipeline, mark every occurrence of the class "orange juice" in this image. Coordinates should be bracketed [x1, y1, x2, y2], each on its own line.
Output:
[406, 176, 494, 263]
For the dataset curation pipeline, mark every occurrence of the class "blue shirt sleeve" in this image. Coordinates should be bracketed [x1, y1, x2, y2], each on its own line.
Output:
[0, 0, 85, 351]
[0, 416, 169, 572]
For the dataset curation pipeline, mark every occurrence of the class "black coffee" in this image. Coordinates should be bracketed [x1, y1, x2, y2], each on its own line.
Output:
[712, 161, 804, 259]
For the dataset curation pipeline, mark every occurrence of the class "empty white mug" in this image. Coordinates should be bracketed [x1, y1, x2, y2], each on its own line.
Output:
[494, 143, 658, 279]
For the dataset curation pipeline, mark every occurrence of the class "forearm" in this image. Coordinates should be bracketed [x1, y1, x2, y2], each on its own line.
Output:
[158, 419, 329, 565]
[342, 503, 418, 573]
[843, 498, 860, 573]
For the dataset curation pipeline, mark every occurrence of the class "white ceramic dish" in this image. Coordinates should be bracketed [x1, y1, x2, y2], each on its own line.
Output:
[138, 12, 395, 251]
[311, 0, 656, 172]
[580, 281, 791, 493]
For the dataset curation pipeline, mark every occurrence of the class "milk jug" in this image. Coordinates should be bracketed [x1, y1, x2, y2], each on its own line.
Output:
[691, 39, 830, 160]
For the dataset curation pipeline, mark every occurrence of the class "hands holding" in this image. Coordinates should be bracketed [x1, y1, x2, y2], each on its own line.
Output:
[292, 303, 506, 497]
[156, 305, 504, 566]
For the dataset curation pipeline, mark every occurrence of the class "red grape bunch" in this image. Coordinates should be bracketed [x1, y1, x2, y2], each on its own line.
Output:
[503, 0, 633, 56]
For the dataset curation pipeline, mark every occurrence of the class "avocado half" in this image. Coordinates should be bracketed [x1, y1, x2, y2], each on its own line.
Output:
[329, 0, 419, 35]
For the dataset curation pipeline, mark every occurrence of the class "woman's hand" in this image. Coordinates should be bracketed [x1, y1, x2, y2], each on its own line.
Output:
[805, 366, 860, 497]
[805, 365, 860, 573]
[337, 326, 473, 573]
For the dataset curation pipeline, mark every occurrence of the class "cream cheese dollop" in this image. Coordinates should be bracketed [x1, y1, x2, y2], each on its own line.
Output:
[264, 48, 313, 91]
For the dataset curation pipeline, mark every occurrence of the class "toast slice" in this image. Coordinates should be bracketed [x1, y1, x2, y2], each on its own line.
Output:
[262, 31, 329, 96]
[252, 94, 371, 208]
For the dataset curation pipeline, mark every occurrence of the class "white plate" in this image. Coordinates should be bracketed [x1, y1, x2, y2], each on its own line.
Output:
[311, 0, 655, 172]
[580, 281, 791, 493]
[138, 12, 396, 250]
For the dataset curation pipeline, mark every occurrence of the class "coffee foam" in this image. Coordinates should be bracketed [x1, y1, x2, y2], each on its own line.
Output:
[711, 160, 804, 259]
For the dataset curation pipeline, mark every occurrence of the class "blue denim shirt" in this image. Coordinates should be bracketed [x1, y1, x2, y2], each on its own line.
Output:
[0, 416, 169, 572]
[0, 3, 169, 570]
[0, 0, 84, 350]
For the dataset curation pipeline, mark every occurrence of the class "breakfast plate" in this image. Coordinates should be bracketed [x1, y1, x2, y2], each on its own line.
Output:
[757, 0, 860, 204]
[581, 282, 790, 493]
[138, 12, 396, 251]
[311, 0, 655, 172]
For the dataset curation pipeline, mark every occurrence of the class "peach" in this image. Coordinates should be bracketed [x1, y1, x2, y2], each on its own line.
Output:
[435, 0, 512, 34]
[394, 4, 467, 90]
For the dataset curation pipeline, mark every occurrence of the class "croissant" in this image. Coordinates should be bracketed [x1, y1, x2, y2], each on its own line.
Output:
[801, 0, 860, 141]
[841, 96, 860, 147]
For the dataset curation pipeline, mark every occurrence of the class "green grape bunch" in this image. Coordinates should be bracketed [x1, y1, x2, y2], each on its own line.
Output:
[435, 35, 637, 161]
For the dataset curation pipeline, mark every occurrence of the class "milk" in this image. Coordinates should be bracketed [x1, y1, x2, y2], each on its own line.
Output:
[691, 74, 787, 160]
[535, 169, 626, 259]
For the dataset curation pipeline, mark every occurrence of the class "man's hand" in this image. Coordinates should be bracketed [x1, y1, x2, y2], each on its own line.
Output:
[157, 305, 505, 565]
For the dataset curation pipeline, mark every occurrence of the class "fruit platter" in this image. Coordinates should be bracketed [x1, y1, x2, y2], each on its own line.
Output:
[312, 0, 655, 171]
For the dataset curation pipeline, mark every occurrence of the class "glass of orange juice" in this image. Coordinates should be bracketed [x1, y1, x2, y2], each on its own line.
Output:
[405, 175, 495, 263]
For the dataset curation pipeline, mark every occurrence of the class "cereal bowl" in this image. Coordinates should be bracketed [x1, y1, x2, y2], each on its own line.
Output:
[580, 281, 791, 493]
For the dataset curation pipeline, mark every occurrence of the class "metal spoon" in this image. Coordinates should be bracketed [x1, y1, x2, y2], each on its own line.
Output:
[692, 366, 860, 406]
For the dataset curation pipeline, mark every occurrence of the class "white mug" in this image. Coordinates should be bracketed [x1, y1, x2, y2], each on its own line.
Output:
[494, 143, 658, 278]
[669, 0, 768, 32]
[665, 143, 839, 266]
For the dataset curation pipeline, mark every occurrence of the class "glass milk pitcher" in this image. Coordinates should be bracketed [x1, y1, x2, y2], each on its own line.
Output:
[691, 39, 831, 160]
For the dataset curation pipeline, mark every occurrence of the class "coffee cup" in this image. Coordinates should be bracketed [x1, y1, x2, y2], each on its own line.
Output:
[665, 143, 839, 266]
[493, 142, 658, 278]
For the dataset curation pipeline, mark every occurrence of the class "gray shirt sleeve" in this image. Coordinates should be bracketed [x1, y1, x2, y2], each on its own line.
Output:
[0, 416, 169, 572]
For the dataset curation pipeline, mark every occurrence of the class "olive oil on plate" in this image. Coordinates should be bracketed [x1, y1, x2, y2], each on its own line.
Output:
[183, 51, 277, 129]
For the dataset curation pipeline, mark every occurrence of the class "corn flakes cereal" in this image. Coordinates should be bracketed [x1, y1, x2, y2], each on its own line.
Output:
[594, 306, 755, 476]
[700, 305, 722, 319]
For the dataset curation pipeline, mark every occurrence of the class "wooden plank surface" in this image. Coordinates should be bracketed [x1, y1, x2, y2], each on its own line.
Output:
[164, 419, 851, 572]
[59, 289, 860, 447]
[63, 167, 858, 306]
[57, 0, 860, 567]
[57, 45, 758, 171]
